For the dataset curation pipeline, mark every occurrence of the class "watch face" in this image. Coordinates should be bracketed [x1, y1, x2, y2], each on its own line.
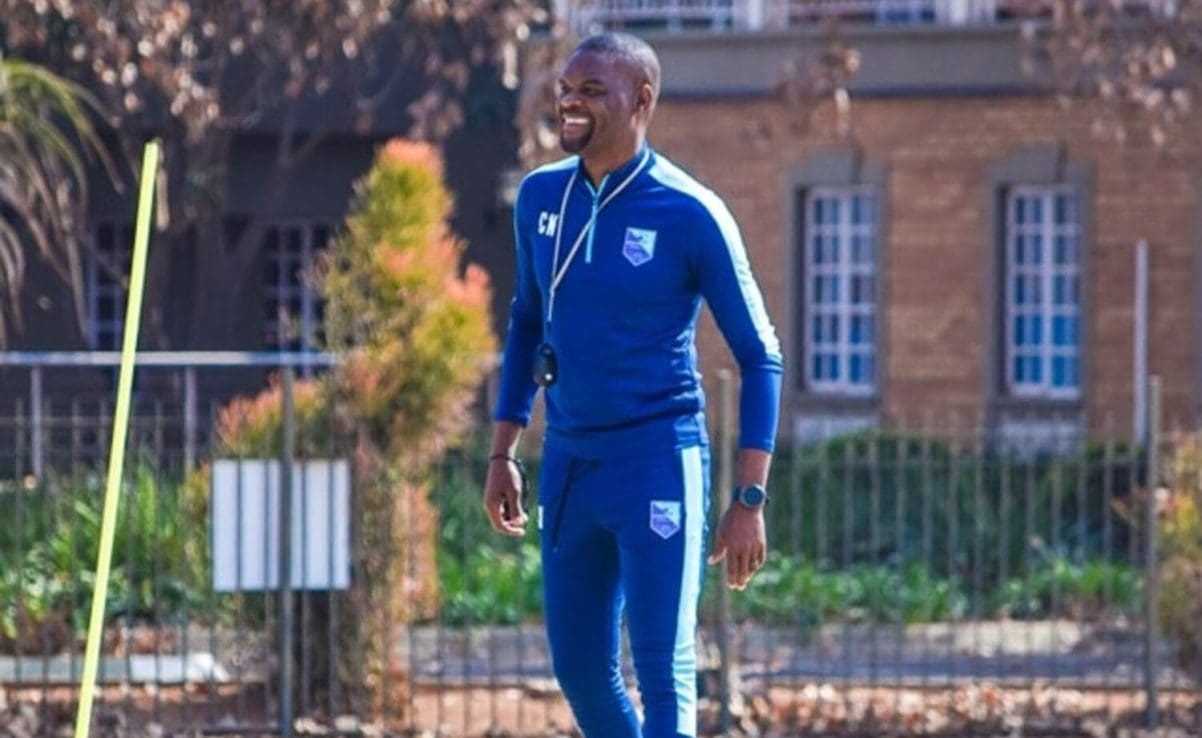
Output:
[740, 485, 766, 507]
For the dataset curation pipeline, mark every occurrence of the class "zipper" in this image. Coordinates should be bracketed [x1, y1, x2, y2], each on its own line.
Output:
[549, 481, 574, 550]
[585, 174, 607, 264]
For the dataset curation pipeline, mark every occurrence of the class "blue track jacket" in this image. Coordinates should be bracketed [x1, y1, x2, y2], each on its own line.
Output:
[494, 146, 783, 457]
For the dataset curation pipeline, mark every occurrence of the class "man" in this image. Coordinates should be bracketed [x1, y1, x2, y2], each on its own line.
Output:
[483, 31, 782, 738]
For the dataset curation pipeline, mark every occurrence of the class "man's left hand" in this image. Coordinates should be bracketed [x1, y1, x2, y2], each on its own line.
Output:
[707, 504, 766, 590]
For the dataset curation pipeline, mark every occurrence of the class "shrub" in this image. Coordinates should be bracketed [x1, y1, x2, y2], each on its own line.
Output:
[1157, 434, 1202, 679]
[766, 432, 1143, 595]
[0, 466, 206, 654]
[200, 138, 496, 718]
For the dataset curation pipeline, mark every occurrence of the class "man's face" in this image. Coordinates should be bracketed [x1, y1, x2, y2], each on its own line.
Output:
[556, 50, 643, 157]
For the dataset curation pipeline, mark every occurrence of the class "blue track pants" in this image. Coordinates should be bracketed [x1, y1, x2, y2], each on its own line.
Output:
[538, 444, 710, 738]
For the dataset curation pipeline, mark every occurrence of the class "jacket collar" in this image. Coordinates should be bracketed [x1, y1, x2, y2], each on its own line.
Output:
[576, 144, 653, 196]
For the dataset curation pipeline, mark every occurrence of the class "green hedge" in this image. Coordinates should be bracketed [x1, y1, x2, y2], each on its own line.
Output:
[429, 436, 1144, 626]
[0, 465, 209, 652]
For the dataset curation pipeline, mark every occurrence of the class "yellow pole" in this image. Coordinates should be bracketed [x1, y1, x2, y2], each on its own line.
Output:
[72, 139, 160, 738]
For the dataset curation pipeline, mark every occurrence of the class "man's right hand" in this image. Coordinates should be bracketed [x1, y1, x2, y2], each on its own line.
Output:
[484, 456, 528, 537]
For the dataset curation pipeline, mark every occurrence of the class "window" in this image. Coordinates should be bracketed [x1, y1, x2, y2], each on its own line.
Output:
[803, 187, 877, 395]
[1004, 186, 1081, 400]
[263, 222, 330, 352]
[876, 0, 936, 23]
[85, 221, 134, 350]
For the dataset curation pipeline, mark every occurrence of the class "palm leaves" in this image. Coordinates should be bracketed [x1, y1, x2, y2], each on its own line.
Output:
[0, 53, 115, 346]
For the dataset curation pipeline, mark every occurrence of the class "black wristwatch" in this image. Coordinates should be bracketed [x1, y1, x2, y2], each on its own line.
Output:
[732, 484, 769, 510]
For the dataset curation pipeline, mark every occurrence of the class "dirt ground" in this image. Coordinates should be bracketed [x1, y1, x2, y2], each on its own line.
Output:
[3, 682, 1200, 738]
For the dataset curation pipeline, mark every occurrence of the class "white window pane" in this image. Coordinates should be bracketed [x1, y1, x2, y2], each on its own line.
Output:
[804, 188, 877, 394]
[1054, 235, 1078, 265]
[850, 353, 863, 382]
[850, 315, 874, 344]
[1053, 315, 1067, 345]
[851, 234, 868, 263]
[1054, 276, 1079, 307]
[852, 195, 872, 225]
[1028, 356, 1042, 382]
[851, 275, 871, 304]
[1031, 196, 1044, 223]
[1052, 355, 1070, 387]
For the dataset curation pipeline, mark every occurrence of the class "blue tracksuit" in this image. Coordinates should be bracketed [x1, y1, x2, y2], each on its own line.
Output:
[494, 146, 782, 738]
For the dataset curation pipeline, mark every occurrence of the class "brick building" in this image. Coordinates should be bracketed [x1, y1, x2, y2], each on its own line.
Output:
[557, 1, 1201, 448]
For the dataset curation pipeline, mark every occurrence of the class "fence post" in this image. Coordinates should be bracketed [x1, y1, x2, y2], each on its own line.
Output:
[183, 366, 197, 472]
[715, 369, 738, 732]
[745, 0, 766, 28]
[30, 366, 43, 480]
[1143, 375, 1161, 728]
[279, 366, 296, 737]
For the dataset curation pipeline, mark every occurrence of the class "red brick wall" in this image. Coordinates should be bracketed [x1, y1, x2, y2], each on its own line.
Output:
[648, 95, 1199, 437]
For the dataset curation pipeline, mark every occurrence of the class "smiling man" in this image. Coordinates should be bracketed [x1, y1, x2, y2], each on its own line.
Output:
[482, 32, 783, 738]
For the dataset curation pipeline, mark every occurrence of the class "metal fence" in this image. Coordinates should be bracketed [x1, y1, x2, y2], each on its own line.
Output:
[0, 355, 1199, 737]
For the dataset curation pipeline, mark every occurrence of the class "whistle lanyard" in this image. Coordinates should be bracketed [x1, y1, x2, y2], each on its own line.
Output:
[546, 150, 651, 325]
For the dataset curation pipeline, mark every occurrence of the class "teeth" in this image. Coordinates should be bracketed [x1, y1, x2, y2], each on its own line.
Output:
[562, 116, 589, 125]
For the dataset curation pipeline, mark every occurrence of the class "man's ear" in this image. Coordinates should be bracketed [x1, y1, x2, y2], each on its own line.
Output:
[636, 83, 654, 113]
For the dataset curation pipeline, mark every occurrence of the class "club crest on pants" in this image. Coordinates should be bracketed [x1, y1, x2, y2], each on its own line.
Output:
[649, 500, 681, 539]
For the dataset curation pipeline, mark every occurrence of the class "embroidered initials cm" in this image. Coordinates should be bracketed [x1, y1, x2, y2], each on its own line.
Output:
[538, 211, 559, 237]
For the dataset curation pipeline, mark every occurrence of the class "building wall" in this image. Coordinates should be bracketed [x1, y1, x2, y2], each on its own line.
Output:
[648, 94, 1199, 439]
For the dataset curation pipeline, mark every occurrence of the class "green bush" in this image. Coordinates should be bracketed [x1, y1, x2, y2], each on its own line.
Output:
[1157, 434, 1202, 679]
[0, 464, 208, 653]
[766, 432, 1143, 593]
[698, 553, 1138, 627]
[425, 438, 1143, 627]
[430, 444, 543, 625]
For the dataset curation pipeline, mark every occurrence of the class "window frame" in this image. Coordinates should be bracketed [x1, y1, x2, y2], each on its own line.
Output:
[802, 185, 879, 397]
[1002, 185, 1083, 402]
[785, 150, 887, 444]
[84, 220, 134, 351]
[983, 145, 1092, 450]
[261, 220, 331, 354]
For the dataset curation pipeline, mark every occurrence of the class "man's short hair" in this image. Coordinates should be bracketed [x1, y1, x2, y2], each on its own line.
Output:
[572, 32, 661, 101]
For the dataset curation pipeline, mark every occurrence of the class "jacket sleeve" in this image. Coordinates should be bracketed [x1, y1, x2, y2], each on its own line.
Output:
[694, 197, 784, 452]
[492, 180, 543, 425]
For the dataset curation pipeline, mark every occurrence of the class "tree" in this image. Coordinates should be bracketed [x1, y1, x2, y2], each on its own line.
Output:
[205, 139, 496, 720]
[0, 53, 115, 346]
[1026, 0, 1202, 146]
[0, 0, 541, 348]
